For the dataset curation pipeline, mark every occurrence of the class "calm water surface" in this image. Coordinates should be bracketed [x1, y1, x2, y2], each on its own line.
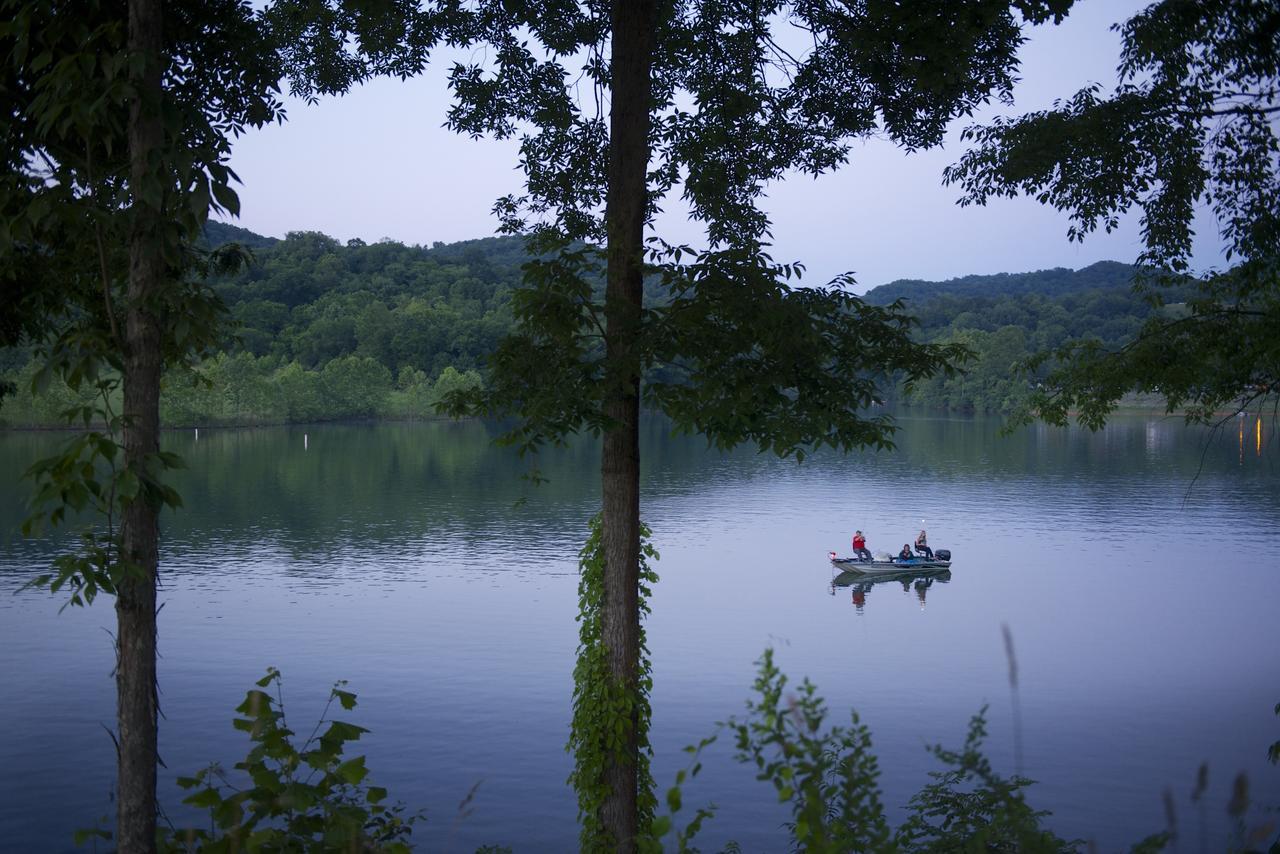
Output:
[1, 413, 1278, 852]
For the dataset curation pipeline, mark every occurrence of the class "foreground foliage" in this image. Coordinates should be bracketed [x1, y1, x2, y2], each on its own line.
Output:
[570, 514, 660, 851]
[157, 669, 419, 853]
[649, 649, 1280, 854]
[134, 652, 1279, 853]
[648, 648, 1079, 854]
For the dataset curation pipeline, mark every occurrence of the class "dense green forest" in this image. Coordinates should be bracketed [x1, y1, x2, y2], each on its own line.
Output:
[206, 222, 523, 376]
[865, 262, 1193, 413]
[0, 225, 1187, 427]
[0, 223, 516, 426]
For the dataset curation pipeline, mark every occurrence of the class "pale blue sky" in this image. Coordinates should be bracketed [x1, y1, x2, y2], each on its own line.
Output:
[217, 0, 1227, 291]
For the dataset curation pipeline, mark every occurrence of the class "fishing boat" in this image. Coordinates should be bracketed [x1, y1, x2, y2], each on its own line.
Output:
[828, 549, 952, 574]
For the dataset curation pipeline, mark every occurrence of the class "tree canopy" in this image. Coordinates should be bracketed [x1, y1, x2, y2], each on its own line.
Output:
[442, 0, 1078, 456]
[945, 0, 1280, 428]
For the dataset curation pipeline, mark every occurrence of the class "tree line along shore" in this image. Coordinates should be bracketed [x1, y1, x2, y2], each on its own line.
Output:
[0, 224, 1184, 429]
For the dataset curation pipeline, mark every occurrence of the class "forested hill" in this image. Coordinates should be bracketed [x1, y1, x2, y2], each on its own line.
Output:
[872, 262, 1197, 414]
[862, 260, 1139, 305]
[0, 225, 1184, 425]
[2, 227, 531, 427]
[203, 220, 279, 251]
[205, 228, 527, 377]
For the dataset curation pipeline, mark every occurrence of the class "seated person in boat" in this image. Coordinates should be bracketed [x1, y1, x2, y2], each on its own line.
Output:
[898, 544, 914, 561]
[915, 529, 933, 559]
[852, 530, 871, 560]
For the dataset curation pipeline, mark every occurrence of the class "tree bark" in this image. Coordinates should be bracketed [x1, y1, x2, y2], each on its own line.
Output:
[600, 1, 655, 850]
[118, 0, 164, 849]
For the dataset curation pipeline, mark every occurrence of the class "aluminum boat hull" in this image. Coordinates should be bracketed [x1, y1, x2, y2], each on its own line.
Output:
[831, 556, 951, 574]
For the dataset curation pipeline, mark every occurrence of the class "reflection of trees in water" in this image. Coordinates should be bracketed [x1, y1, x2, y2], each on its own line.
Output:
[163, 422, 601, 553]
[653, 411, 1280, 528]
[889, 412, 1270, 480]
[2, 411, 1275, 562]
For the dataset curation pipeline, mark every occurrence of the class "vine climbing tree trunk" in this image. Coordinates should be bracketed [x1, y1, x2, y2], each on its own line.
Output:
[599, 0, 655, 849]
[118, 0, 164, 849]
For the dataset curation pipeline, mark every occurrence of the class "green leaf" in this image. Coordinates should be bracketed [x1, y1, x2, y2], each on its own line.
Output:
[212, 797, 245, 829]
[236, 689, 273, 715]
[211, 180, 240, 215]
[156, 451, 186, 470]
[116, 469, 140, 501]
[321, 720, 368, 745]
[302, 746, 337, 770]
[186, 787, 224, 809]
[249, 763, 282, 793]
[335, 756, 368, 785]
[72, 828, 111, 844]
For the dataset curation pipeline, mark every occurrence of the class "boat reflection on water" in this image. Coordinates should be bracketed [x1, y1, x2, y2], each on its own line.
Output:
[830, 567, 953, 614]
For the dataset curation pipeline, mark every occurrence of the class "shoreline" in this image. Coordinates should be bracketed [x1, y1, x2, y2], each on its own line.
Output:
[0, 414, 468, 433]
[2, 401, 1242, 434]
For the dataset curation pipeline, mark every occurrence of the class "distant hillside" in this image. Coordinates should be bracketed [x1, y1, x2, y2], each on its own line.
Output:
[2, 228, 1200, 426]
[203, 220, 280, 251]
[190, 241, 1198, 420]
[2, 228, 523, 428]
[205, 230, 528, 380]
[863, 260, 1138, 305]
[868, 261, 1201, 415]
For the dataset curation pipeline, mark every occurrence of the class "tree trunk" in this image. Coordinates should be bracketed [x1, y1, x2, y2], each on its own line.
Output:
[118, 0, 164, 849]
[599, 1, 655, 850]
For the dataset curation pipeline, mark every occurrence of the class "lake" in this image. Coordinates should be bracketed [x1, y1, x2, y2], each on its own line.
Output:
[1, 412, 1278, 852]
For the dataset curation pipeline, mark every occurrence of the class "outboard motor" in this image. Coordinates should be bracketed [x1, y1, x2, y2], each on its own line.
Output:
[935, 549, 951, 561]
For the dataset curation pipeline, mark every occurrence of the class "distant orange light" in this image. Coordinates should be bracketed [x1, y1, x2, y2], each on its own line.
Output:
[1258, 417, 1263, 456]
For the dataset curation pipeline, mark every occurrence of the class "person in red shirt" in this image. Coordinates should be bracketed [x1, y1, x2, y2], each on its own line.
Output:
[852, 530, 871, 560]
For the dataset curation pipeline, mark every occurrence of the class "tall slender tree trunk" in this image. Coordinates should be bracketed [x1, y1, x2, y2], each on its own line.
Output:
[599, 1, 655, 850]
[118, 0, 164, 849]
